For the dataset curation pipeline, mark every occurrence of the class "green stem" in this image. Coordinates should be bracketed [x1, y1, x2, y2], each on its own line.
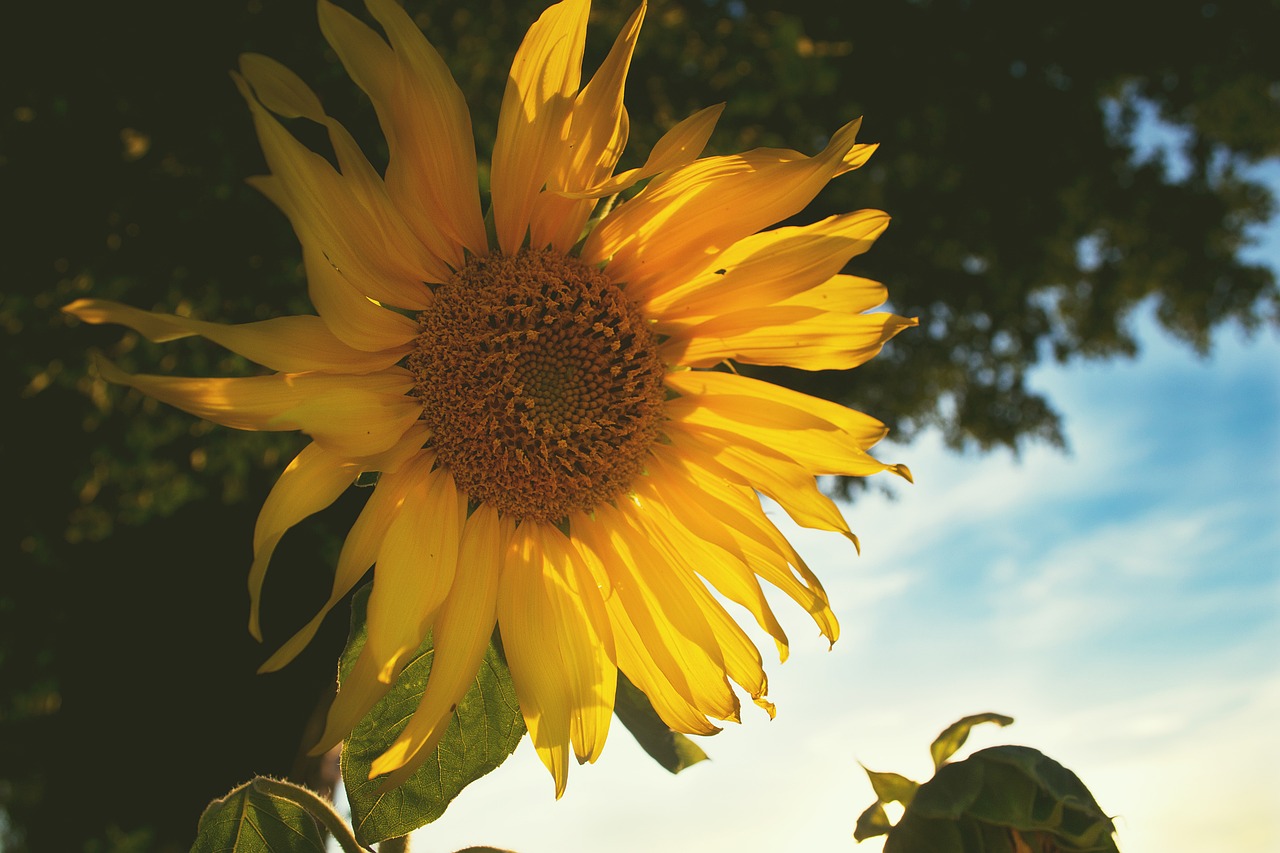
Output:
[253, 777, 364, 853]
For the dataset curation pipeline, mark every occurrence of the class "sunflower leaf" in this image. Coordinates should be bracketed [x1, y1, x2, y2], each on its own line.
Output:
[191, 777, 334, 853]
[929, 712, 1016, 770]
[339, 584, 525, 846]
[612, 672, 709, 774]
[883, 746, 1120, 853]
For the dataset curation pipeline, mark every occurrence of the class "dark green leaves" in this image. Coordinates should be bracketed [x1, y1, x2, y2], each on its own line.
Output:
[338, 585, 525, 847]
[192, 777, 357, 853]
[856, 715, 1119, 852]
[613, 673, 709, 774]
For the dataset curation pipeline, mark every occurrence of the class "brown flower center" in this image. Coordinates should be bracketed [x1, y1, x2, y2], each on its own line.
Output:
[409, 249, 666, 523]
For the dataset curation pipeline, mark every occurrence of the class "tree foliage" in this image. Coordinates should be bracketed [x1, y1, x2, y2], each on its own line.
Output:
[1, 0, 1275, 849]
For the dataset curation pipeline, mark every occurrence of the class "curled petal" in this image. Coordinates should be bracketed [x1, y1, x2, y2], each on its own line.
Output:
[63, 298, 407, 374]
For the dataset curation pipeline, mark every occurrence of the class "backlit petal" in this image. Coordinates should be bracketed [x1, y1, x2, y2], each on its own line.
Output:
[366, 457, 464, 682]
[584, 118, 866, 302]
[233, 72, 442, 304]
[492, 0, 590, 253]
[529, 3, 645, 251]
[247, 442, 361, 641]
[93, 356, 420, 458]
[661, 302, 918, 370]
[64, 298, 407, 374]
[645, 210, 890, 320]
[371, 504, 510, 785]
[665, 369, 911, 479]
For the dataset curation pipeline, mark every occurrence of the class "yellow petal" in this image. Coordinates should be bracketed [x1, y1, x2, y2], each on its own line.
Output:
[584, 118, 866, 302]
[539, 525, 616, 765]
[295, 238, 420, 354]
[370, 503, 511, 784]
[312, 641, 393, 755]
[559, 104, 724, 201]
[357, 0, 487, 256]
[498, 522, 573, 797]
[645, 210, 890, 320]
[630, 453, 790, 660]
[647, 436, 840, 643]
[93, 355, 420, 458]
[366, 457, 464, 682]
[233, 71, 441, 305]
[568, 510, 721, 736]
[665, 369, 909, 478]
[247, 442, 361, 640]
[529, 2, 645, 252]
[63, 298, 407, 374]
[661, 303, 918, 370]
[259, 442, 429, 674]
[491, 0, 590, 254]
[242, 51, 455, 282]
[666, 420, 856, 544]
[577, 503, 741, 723]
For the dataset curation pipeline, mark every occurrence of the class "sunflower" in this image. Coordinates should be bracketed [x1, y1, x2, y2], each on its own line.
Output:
[64, 0, 915, 795]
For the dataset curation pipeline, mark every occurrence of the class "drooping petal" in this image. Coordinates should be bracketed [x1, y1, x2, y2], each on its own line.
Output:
[247, 442, 361, 641]
[259, 437, 429, 674]
[371, 503, 511, 785]
[616, 499, 771, 712]
[63, 298, 408, 374]
[665, 369, 911, 479]
[541, 525, 616, 765]
[491, 0, 590, 254]
[93, 356, 421, 458]
[232, 72, 443, 304]
[239, 51, 453, 280]
[365, 456, 464, 682]
[569, 510, 721, 736]
[645, 209, 890, 320]
[584, 118, 870, 302]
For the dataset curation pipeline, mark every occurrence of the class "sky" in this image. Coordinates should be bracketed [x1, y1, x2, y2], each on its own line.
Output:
[392, 159, 1280, 851]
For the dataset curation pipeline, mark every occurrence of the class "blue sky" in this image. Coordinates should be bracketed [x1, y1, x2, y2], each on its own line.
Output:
[399, 165, 1280, 851]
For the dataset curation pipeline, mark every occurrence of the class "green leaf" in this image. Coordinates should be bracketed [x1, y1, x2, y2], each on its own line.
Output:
[930, 712, 1016, 770]
[862, 766, 920, 807]
[339, 584, 526, 847]
[886, 746, 1119, 853]
[192, 777, 337, 853]
[853, 801, 895, 842]
[612, 672, 709, 773]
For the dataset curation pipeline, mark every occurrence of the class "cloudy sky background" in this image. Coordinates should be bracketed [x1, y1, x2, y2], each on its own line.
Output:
[390, 139, 1280, 852]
